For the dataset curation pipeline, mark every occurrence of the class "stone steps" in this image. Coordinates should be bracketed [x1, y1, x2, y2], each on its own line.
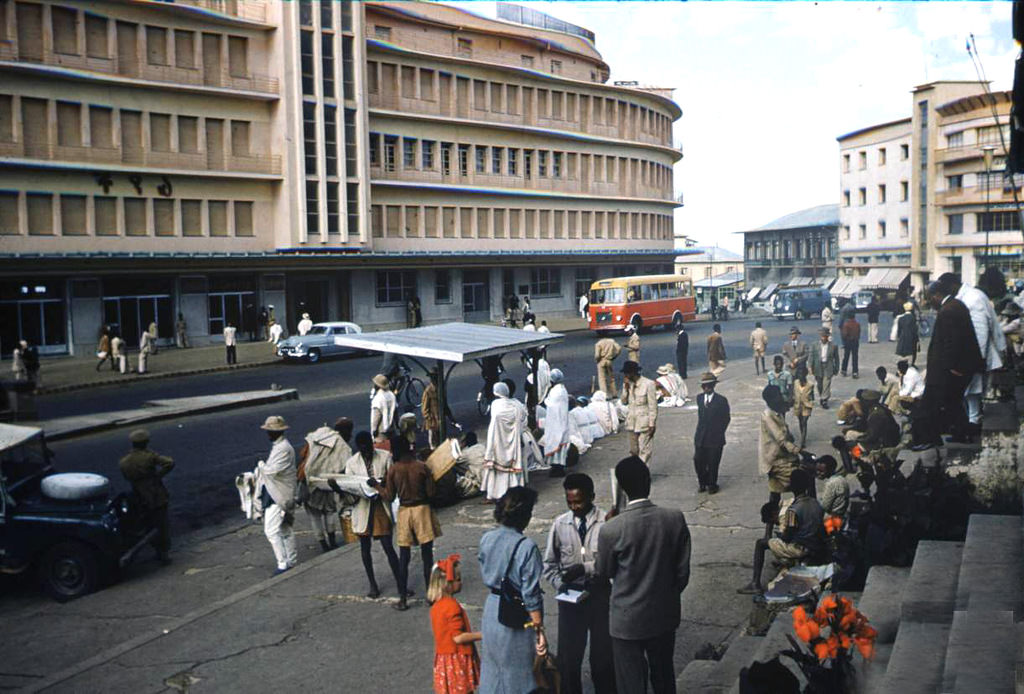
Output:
[940, 609, 1016, 693]
[899, 540, 963, 623]
[880, 620, 952, 693]
[676, 635, 761, 693]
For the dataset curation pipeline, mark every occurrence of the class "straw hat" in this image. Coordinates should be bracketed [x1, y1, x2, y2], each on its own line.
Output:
[372, 374, 390, 389]
[260, 415, 289, 431]
[656, 363, 676, 376]
[903, 302, 913, 311]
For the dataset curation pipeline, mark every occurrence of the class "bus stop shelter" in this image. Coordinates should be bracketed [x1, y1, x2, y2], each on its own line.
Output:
[331, 322, 564, 440]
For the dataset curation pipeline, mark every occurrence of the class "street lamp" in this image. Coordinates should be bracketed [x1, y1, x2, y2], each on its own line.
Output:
[982, 145, 997, 274]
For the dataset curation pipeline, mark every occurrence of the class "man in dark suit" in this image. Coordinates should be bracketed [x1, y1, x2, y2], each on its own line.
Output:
[693, 372, 730, 494]
[675, 325, 689, 379]
[923, 278, 984, 444]
[808, 328, 840, 408]
[597, 456, 691, 694]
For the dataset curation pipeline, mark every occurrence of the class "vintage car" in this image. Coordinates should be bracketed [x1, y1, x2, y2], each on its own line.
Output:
[0, 424, 157, 601]
[276, 321, 364, 363]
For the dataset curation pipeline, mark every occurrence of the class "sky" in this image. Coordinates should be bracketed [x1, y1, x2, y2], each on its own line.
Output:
[444, 1, 1016, 252]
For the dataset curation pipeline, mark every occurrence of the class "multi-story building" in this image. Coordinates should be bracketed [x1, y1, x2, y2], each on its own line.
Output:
[741, 204, 839, 290]
[836, 118, 912, 282]
[0, 0, 682, 355]
[840, 80, 1023, 290]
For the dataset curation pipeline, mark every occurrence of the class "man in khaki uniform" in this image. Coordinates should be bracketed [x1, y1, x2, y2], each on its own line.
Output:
[759, 384, 801, 505]
[119, 429, 175, 564]
[749, 322, 768, 375]
[620, 360, 658, 464]
[594, 336, 623, 397]
[624, 325, 641, 362]
[707, 323, 727, 377]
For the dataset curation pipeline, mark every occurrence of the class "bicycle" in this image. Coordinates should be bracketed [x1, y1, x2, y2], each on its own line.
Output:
[390, 364, 426, 408]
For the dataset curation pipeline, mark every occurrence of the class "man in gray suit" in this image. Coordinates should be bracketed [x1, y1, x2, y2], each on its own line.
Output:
[596, 456, 691, 694]
[808, 327, 840, 409]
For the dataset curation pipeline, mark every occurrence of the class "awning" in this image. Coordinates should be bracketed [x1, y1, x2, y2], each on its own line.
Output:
[760, 283, 780, 300]
[859, 268, 888, 289]
[876, 269, 909, 290]
[331, 322, 563, 362]
[830, 277, 861, 298]
[745, 286, 762, 302]
[786, 276, 813, 287]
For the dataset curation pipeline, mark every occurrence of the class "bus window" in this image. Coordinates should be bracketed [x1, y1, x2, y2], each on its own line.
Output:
[626, 286, 639, 303]
[591, 287, 625, 305]
[641, 284, 654, 301]
[682, 282, 692, 297]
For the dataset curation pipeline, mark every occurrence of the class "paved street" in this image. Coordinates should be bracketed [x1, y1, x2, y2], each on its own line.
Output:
[0, 315, 905, 693]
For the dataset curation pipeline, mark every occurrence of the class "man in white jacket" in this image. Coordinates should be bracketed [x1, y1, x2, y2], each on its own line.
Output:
[257, 415, 298, 575]
[945, 273, 1005, 431]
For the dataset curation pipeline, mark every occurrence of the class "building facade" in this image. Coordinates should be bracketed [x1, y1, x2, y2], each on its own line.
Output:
[741, 204, 839, 289]
[836, 118, 912, 279]
[0, 0, 681, 355]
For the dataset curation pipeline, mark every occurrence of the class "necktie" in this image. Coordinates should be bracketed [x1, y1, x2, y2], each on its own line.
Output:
[578, 516, 587, 545]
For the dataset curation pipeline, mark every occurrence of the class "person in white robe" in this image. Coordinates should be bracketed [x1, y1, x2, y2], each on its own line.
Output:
[587, 390, 620, 436]
[655, 363, 689, 407]
[540, 369, 570, 475]
[955, 279, 1005, 426]
[369, 374, 397, 443]
[297, 312, 313, 336]
[481, 382, 528, 500]
[268, 320, 284, 345]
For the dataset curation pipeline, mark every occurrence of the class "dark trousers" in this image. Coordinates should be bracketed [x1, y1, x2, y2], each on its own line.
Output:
[612, 629, 677, 694]
[148, 504, 170, 556]
[693, 445, 723, 488]
[924, 374, 970, 443]
[558, 587, 616, 694]
[841, 340, 859, 375]
[226, 345, 237, 364]
[675, 351, 688, 379]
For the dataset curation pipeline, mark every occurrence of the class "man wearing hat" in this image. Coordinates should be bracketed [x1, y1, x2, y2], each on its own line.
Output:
[297, 312, 313, 336]
[257, 415, 298, 575]
[297, 417, 352, 553]
[370, 374, 397, 444]
[624, 324, 641, 363]
[694, 372, 730, 494]
[855, 390, 900, 454]
[594, 335, 623, 398]
[782, 326, 808, 372]
[808, 327, 840, 408]
[706, 323, 726, 377]
[119, 429, 175, 565]
[620, 361, 658, 464]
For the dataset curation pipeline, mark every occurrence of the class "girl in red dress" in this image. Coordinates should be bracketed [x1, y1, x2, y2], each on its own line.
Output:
[429, 554, 481, 694]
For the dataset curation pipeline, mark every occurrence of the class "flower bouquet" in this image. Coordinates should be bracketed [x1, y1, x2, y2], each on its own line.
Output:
[781, 594, 878, 693]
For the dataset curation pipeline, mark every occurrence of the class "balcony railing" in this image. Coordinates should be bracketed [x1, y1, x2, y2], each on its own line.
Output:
[9, 140, 279, 175]
[0, 43, 278, 95]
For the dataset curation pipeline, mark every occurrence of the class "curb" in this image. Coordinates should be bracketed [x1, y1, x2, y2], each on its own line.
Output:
[35, 358, 281, 396]
[42, 389, 300, 442]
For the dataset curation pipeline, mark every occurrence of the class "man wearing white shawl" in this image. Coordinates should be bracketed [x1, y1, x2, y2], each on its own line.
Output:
[655, 363, 689, 407]
[482, 382, 528, 500]
[525, 352, 552, 404]
[540, 369, 571, 476]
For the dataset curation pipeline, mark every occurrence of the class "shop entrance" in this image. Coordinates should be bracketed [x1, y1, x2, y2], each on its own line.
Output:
[0, 281, 67, 355]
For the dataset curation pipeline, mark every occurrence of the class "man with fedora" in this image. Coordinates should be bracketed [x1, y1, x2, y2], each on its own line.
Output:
[621, 360, 658, 464]
[808, 327, 840, 409]
[694, 372, 730, 494]
[370, 373, 397, 445]
[257, 415, 298, 575]
[119, 429, 174, 565]
[782, 326, 808, 372]
[707, 323, 726, 377]
[297, 312, 313, 336]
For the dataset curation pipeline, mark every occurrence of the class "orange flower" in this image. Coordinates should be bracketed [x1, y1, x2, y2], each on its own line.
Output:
[826, 635, 840, 658]
[813, 641, 831, 661]
[855, 637, 876, 660]
[793, 606, 809, 624]
[795, 619, 821, 643]
[839, 634, 852, 650]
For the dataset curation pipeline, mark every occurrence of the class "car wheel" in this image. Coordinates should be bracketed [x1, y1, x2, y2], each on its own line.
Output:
[795, 310, 805, 321]
[306, 348, 321, 364]
[41, 473, 110, 501]
[38, 541, 100, 602]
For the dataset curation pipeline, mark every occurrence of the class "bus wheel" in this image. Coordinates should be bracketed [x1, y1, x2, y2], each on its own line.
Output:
[671, 313, 684, 331]
[795, 310, 805, 321]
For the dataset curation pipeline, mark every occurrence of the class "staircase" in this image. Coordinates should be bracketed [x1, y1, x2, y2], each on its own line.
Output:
[677, 514, 1022, 693]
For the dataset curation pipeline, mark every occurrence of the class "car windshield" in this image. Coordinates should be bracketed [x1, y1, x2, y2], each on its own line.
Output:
[307, 326, 330, 335]
[2, 435, 50, 494]
[590, 288, 625, 305]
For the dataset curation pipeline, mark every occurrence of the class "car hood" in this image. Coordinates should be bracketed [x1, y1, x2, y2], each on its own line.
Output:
[278, 336, 305, 347]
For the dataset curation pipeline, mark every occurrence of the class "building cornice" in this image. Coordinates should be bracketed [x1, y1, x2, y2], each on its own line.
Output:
[109, 0, 275, 30]
[2, 157, 283, 181]
[366, 40, 682, 120]
[369, 108, 682, 161]
[370, 179, 680, 207]
[836, 117, 911, 143]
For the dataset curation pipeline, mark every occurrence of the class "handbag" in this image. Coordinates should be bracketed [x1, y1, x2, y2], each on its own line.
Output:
[497, 537, 531, 629]
[533, 652, 561, 693]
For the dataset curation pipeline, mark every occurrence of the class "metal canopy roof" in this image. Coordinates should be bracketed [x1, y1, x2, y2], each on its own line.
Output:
[330, 322, 565, 362]
[0, 423, 42, 451]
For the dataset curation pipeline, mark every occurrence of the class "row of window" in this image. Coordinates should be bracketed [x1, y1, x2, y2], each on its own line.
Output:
[745, 238, 836, 261]
[948, 211, 1021, 235]
[0, 94, 258, 160]
[842, 181, 909, 207]
[369, 204, 673, 241]
[841, 143, 910, 172]
[375, 267, 567, 307]
[0, 191, 255, 238]
[366, 59, 674, 148]
[946, 125, 1011, 149]
[842, 219, 909, 241]
[5, 2, 265, 90]
[368, 133, 673, 197]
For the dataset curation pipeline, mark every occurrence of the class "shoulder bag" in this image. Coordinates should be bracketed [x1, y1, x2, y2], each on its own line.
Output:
[497, 536, 532, 629]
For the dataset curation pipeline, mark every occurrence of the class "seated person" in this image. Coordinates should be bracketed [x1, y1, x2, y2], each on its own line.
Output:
[739, 469, 826, 594]
[655, 363, 688, 406]
[876, 366, 900, 413]
[587, 391, 620, 435]
[837, 389, 866, 437]
[815, 455, 849, 519]
[858, 390, 901, 452]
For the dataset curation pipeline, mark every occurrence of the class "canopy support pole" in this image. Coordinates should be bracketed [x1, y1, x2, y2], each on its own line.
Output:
[436, 358, 449, 442]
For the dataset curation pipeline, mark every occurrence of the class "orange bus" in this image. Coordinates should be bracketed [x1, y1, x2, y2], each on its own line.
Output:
[588, 274, 696, 333]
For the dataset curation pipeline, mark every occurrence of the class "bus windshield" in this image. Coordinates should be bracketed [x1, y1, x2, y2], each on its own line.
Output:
[590, 287, 625, 305]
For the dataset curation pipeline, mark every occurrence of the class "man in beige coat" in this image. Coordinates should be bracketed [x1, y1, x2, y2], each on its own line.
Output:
[621, 360, 658, 464]
[594, 336, 623, 397]
[624, 325, 641, 362]
[759, 385, 801, 504]
[749, 322, 768, 375]
[257, 415, 298, 575]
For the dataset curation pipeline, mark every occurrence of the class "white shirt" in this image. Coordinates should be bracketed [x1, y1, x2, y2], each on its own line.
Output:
[899, 366, 924, 399]
[370, 388, 396, 437]
[523, 323, 537, 332]
[538, 325, 550, 334]
[223, 326, 237, 346]
[268, 323, 283, 343]
[297, 318, 313, 336]
[820, 342, 829, 361]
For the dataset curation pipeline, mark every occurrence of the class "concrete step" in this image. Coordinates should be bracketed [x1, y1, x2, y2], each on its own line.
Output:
[900, 541, 963, 624]
[677, 635, 764, 694]
[729, 612, 806, 694]
[857, 566, 912, 645]
[676, 659, 720, 693]
[881, 621, 952, 694]
[957, 515, 1023, 617]
[982, 401, 1019, 432]
[857, 642, 892, 694]
[940, 609, 1016, 694]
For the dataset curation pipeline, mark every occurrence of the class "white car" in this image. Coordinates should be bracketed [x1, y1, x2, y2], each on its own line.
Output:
[276, 321, 363, 363]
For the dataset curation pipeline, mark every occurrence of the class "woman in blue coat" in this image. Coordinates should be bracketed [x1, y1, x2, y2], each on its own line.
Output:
[477, 487, 547, 693]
